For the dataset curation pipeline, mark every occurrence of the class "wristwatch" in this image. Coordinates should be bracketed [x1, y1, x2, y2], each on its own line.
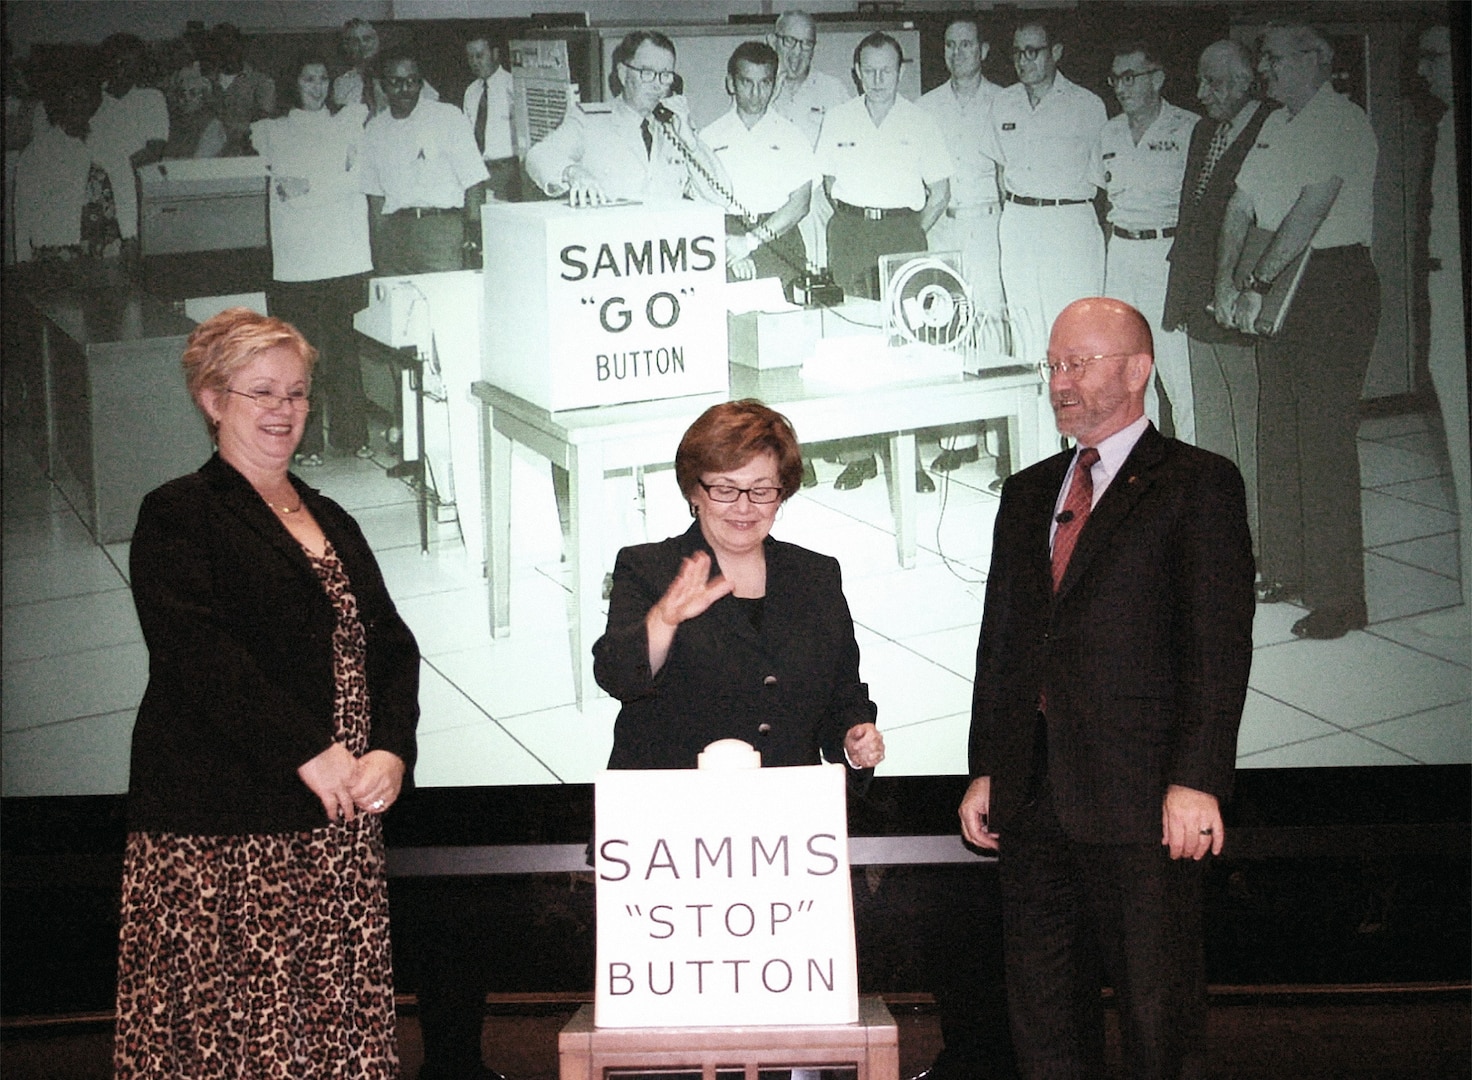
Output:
[1242, 271, 1273, 295]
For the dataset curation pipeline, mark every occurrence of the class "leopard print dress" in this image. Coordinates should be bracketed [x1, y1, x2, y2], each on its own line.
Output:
[114, 542, 398, 1079]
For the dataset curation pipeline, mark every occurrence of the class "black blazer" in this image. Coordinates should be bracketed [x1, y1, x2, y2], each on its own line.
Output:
[593, 522, 877, 773]
[126, 454, 419, 835]
[969, 426, 1255, 844]
[1163, 99, 1277, 342]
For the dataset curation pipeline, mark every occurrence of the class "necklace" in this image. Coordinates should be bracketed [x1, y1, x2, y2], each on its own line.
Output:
[262, 492, 303, 515]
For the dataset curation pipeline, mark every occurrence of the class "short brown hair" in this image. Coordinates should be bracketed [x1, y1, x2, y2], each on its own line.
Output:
[674, 399, 803, 503]
[182, 307, 317, 441]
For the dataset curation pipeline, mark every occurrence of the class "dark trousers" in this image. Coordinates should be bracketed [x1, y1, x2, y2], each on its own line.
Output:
[1256, 246, 1380, 613]
[373, 211, 465, 277]
[725, 213, 808, 291]
[268, 274, 370, 455]
[826, 205, 924, 301]
[999, 786, 1207, 1080]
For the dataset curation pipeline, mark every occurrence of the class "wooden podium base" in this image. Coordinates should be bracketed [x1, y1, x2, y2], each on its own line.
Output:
[558, 996, 899, 1080]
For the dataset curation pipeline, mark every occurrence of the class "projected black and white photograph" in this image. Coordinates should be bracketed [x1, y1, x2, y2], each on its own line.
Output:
[3, 0, 1467, 799]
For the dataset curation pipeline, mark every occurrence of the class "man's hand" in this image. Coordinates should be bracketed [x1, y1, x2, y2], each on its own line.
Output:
[1231, 289, 1265, 335]
[563, 164, 608, 208]
[959, 776, 1000, 850]
[1162, 783, 1223, 860]
[844, 723, 885, 769]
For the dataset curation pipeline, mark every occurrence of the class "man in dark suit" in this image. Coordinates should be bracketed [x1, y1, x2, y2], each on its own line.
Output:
[1163, 39, 1276, 554]
[959, 297, 1255, 1079]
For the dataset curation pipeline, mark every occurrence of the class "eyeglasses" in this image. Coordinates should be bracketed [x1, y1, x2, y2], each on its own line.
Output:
[775, 34, 816, 53]
[1011, 45, 1051, 63]
[621, 63, 676, 86]
[1107, 67, 1161, 89]
[383, 76, 422, 89]
[697, 480, 782, 504]
[1260, 48, 1315, 68]
[1038, 353, 1133, 380]
[226, 387, 311, 411]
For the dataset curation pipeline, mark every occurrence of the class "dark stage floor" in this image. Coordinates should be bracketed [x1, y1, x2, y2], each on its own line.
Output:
[3, 990, 1468, 1080]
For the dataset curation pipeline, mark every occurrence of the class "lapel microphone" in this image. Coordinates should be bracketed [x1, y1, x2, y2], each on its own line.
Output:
[1055, 510, 1075, 524]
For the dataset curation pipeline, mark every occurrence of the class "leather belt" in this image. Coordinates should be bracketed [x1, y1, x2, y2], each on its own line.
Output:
[944, 203, 1001, 219]
[834, 200, 916, 221]
[1006, 193, 1091, 207]
[1112, 224, 1177, 240]
[391, 206, 460, 218]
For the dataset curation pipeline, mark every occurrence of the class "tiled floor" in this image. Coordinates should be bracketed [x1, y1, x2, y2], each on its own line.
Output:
[3, 411, 1468, 796]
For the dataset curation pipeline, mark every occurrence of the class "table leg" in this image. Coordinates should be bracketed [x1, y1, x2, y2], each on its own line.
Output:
[567, 442, 606, 710]
[482, 406, 512, 638]
[885, 431, 918, 568]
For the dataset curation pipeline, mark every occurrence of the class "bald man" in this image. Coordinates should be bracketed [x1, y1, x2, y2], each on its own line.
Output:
[961, 297, 1254, 1079]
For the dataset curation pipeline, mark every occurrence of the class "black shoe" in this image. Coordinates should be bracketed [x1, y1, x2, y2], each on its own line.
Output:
[916, 469, 935, 493]
[1255, 580, 1300, 604]
[1291, 606, 1368, 640]
[931, 445, 980, 472]
[834, 456, 878, 491]
[987, 475, 1006, 494]
[801, 460, 818, 488]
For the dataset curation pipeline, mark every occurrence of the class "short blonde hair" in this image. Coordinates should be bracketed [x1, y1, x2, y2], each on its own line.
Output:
[182, 307, 317, 441]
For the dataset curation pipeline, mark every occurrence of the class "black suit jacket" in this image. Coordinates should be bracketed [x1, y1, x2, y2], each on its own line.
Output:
[1163, 100, 1278, 341]
[127, 454, 420, 835]
[969, 425, 1254, 845]
[593, 522, 877, 772]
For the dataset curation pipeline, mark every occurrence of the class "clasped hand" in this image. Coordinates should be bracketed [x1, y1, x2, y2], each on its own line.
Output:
[297, 743, 406, 823]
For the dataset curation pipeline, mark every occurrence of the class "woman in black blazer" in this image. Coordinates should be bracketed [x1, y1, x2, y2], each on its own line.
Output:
[593, 399, 883, 773]
[114, 309, 417, 1080]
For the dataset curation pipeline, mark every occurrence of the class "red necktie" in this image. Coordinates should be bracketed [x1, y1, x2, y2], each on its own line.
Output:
[1051, 447, 1100, 591]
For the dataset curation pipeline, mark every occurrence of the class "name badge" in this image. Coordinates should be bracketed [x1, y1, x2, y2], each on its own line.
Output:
[1102, 151, 1116, 160]
[1002, 122, 1017, 131]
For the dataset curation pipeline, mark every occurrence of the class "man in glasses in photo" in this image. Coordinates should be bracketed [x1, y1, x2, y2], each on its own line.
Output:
[768, 10, 852, 267]
[1097, 39, 1199, 444]
[360, 54, 488, 275]
[983, 19, 1107, 366]
[525, 29, 728, 208]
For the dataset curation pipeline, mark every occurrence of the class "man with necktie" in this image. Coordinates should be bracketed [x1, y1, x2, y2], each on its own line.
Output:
[463, 35, 519, 204]
[1163, 39, 1276, 556]
[960, 296, 1254, 1079]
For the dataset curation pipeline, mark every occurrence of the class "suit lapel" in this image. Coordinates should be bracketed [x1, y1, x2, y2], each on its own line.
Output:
[202, 455, 320, 583]
[1055, 427, 1168, 598]
[1022, 452, 1074, 586]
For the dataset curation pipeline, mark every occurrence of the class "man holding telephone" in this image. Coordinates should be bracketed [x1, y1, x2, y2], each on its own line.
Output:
[526, 30, 730, 208]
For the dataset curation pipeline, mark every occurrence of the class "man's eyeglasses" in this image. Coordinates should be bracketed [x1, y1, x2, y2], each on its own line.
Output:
[697, 480, 781, 504]
[1260, 48, 1316, 68]
[621, 63, 676, 86]
[227, 388, 311, 411]
[383, 76, 422, 90]
[775, 34, 816, 53]
[1038, 354, 1134, 380]
[1011, 45, 1051, 63]
[1107, 68, 1161, 89]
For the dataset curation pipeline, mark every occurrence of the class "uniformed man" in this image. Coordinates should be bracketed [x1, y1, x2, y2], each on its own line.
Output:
[1164, 40, 1277, 551]
[985, 19, 1106, 366]
[769, 11, 852, 268]
[920, 16, 1006, 477]
[816, 31, 952, 492]
[525, 30, 729, 208]
[359, 55, 488, 275]
[701, 41, 814, 290]
[1098, 40, 1199, 443]
[1217, 24, 1379, 640]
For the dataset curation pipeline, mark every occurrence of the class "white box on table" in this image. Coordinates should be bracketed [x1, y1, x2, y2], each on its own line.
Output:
[482, 201, 729, 412]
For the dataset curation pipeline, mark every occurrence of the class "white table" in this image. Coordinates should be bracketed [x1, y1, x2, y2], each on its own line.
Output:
[473, 362, 1045, 707]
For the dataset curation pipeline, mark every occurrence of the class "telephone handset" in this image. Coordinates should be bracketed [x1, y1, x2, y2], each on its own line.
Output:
[650, 93, 747, 218]
[652, 101, 675, 124]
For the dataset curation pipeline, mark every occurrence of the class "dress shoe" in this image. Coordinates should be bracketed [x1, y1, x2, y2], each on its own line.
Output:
[931, 445, 980, 472]
[801, 460, 818, 488]
[1291, 606, 1368, 640]
[1255, 580, 1300, 604]
[834, 456, 878, 490]
[916, 469, 935, 494]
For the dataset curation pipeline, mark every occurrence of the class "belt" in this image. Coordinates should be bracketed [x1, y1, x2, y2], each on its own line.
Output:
[944, 203, 1001, 219]
[1112, 224, 1177, 240]
[1006, 193, 1091, 207]
[391, 206, 460, 218]
[834, 200, 916, 221]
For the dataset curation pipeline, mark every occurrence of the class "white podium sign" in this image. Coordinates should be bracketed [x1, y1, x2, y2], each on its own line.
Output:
[593, 764, 859, 1028]
[483, 201, 729, 412]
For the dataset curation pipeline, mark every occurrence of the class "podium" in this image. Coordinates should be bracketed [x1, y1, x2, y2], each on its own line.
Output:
[558, 996, 899, 1080]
